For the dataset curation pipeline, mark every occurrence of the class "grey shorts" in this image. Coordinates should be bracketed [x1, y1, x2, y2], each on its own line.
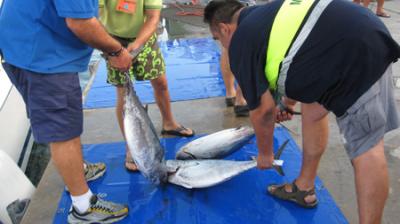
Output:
[336, 64, 400, 159]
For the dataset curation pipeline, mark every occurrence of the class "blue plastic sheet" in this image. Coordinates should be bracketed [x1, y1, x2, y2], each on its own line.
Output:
[83, 38, 224, 109]
[54, 127, 348, 224]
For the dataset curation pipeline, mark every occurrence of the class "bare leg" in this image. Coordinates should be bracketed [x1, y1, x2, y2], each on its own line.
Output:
[116, 86, 137, 171]
[220, 47, 247, 107]
[363, 0, 372, 8]
[376, 0, 389, 16]
[235, 85, 247, 106]
[220, 47, 236, 98]
[295, 103, 329, 202]
[50, 137, 88, 196]
[150, 75, 193, 135]
[270, 103, 329, 203]
[116, 86, 125, 136]
[352, 140, 388, 224]
[353, 0, 361, 4]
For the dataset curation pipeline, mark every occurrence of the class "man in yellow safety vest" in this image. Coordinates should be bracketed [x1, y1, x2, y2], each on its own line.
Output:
[204, 0, 400, 223]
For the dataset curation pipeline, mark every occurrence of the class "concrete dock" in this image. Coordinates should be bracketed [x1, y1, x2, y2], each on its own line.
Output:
[21, 1, 400, 223]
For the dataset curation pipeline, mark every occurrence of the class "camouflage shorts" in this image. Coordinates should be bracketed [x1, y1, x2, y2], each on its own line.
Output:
[106, 34, 166, 85]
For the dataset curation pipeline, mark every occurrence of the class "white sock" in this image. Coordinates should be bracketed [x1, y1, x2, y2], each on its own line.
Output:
[71, 190, 93, 213]
[83, 162, 87, 170]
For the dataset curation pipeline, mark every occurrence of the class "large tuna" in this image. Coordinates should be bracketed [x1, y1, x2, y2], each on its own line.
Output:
[166, 158, 283, 189]
[176, 126, 255, 160]
[123, 74, 167, 184]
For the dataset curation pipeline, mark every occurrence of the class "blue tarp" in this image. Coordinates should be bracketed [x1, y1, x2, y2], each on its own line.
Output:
[83, 38, 224, 109]
[54, 127, 348, 224]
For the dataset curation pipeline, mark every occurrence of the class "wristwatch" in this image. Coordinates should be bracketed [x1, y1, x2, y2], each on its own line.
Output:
[107, 46, 124, 57]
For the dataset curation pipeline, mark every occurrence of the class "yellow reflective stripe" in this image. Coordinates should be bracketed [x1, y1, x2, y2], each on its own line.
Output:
[266, 0, 314, 91]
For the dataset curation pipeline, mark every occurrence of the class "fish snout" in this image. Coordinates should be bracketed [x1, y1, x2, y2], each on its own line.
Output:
[236, 126, 255, 136]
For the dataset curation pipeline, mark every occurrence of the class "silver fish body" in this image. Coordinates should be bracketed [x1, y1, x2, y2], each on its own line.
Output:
[176, 126, 255, 160]
[123, 76, 167, 184]
[166, 159, 257, 189]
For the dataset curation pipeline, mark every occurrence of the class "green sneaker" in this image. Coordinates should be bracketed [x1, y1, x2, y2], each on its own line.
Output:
[84, 161, 106, 182]
[68, 195, 129, 224]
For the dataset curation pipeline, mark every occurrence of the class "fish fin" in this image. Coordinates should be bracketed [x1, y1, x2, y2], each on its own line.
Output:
[181, 183, 193, 189]
[273, 166, 285, 176]
[166, 165, 179, 174]
[181, 184, 193, 189]
[274, 139, 289, 160]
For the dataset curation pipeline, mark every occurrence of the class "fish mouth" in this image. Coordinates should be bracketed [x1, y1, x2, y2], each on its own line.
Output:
[176, 151, 197, 160]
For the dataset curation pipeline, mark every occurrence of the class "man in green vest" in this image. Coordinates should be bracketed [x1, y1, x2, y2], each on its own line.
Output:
[99, 0, 194, 171]
[204, 0, 400, 223]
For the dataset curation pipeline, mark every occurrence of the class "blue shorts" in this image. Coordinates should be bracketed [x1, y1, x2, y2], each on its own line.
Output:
[2, 62, 83, 143]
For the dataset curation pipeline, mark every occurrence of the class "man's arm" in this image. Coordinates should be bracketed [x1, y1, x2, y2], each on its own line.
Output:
[65, 17, 132, 71]
[249, 90, 276, 169]
[127, 9, 160, 52]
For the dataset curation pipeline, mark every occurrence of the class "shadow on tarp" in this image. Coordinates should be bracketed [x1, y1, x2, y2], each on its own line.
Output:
[83, 38, 223, 109]
[53, 127, 348, 224]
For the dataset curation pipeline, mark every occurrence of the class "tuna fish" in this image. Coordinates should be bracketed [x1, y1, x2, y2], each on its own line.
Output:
[176, 126, 255, 160]
[166, 159, 257, 189]
[167, 140, 289, 189]
[166, 159, 282, 189]
[123, 74, 167, 184]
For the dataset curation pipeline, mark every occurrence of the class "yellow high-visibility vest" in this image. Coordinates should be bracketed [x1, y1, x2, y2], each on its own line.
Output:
[265, 0, 332, 100]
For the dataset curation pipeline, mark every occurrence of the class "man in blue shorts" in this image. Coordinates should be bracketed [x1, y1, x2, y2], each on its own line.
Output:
[0, 0, 132, 223]
[204, 0, 400, 223]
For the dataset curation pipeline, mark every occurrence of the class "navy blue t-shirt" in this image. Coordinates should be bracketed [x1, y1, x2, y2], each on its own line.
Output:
[229, 0, 400, 116]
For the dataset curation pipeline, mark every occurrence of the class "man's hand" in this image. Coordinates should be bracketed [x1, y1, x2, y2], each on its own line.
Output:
[257, 153, 274, 170]
[126, 43, 142, 61]
[276, 97, 297, 123]
[108, 48, 133, 72]
[275, 106, 294, 122]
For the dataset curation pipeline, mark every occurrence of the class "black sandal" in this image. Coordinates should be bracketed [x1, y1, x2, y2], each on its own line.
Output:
[267, 181, 318, 208]
[225, 97, 236, 107]
[234, 105, 249, 117]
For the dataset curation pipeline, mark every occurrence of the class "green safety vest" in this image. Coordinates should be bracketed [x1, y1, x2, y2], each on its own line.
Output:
[265, 0, 332, 101]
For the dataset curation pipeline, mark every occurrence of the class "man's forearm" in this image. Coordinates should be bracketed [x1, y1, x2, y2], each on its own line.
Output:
[66, 17, 121, 54]
[130, 11, 160, 48]
[249, 91, 277, 157]
[250, 108, 275, 157]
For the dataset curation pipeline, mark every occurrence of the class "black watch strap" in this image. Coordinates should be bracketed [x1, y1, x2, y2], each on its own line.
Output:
[107, 46, 123, 57]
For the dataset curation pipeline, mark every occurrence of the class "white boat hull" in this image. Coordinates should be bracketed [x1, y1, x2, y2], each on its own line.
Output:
[0, 60, 33, 169]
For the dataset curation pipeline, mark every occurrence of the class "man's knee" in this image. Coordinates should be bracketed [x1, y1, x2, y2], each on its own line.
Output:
[301, 103, 329, 122]
[352, 140, 386, 167]
[151, 75, 168, 91]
